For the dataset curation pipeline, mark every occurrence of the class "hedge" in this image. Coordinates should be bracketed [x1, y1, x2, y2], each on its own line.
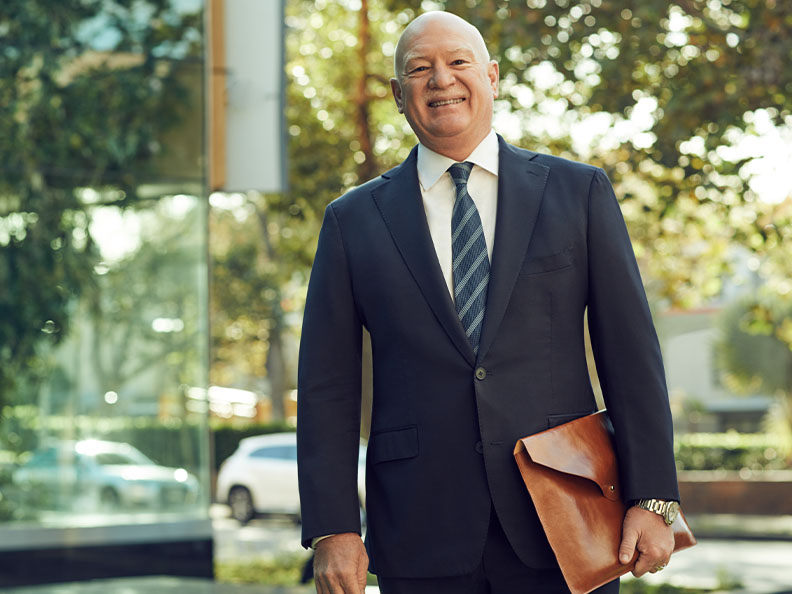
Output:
[0, 405, 293, 472]
[675, 431, 790, 472]
[2, 405, 788, 474]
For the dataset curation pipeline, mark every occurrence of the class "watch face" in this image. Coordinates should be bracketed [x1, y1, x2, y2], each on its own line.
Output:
[666, 501, 681, 524]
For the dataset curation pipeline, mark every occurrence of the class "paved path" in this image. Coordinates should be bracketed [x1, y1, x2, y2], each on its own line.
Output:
[213, 508, 792, 593]
[2, 577, 312, 593]
[4, 540, 791, 594]
[631, 539, 792, 594]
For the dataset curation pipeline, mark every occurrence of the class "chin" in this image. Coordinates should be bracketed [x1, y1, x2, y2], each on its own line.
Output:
[425, 121, 470, 139]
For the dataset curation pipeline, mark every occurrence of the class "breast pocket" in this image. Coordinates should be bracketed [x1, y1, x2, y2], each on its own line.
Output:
[519, 245, 574, 277]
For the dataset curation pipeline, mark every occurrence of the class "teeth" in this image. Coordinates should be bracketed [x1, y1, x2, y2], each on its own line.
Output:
[430, 98, 464, 107]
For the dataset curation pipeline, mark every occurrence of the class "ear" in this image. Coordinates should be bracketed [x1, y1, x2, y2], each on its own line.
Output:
[487, 60, 499, 99]
[390, 77, 404, 114]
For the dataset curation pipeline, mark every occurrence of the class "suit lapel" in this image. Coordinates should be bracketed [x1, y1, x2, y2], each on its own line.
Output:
[372, 148, 476, 366]
[477, 137, 550, 361]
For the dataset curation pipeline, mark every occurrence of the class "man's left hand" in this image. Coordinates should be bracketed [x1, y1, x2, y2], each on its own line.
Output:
[618, 506, 675, 577]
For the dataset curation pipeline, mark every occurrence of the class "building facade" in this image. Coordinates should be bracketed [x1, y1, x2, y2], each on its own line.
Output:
[0, 0, 212, 585]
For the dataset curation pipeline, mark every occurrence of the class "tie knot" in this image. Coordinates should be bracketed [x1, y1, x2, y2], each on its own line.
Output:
[448, 161, 474, 188]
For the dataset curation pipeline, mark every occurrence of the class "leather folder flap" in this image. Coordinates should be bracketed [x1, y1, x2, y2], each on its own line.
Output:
[517, 411, 621, 501]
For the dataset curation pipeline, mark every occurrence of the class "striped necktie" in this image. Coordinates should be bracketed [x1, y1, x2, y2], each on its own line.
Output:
[449, 161, 490, 355]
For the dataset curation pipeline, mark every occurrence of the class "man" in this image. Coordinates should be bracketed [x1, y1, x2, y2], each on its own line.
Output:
[297, 11, 679, 594]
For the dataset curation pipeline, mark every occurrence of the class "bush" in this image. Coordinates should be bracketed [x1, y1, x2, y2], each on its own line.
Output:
[215, 554, 308, 586]
[675, 431, 790, 472]
[620, 582, 714, 593]
[0, 405, 294, 473]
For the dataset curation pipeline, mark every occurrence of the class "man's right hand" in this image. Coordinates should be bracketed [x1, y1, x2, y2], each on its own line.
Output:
[313, 532, 369, 594]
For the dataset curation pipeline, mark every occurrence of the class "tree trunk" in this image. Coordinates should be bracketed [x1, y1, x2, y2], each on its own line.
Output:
[266, 324, 287, 421]
[355, 0, 377, 182]
[253, 192, 288, 421]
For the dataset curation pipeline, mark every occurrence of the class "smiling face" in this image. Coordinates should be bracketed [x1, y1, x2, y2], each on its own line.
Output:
[391, 13, 499, 161]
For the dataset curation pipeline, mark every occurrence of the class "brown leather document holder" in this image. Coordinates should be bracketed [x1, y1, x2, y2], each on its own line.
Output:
[514, 410, 696, 594]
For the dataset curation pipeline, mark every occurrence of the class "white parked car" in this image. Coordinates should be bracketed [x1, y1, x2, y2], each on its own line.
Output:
[14, 439, 200, 510]
[216, 432, 366, 524]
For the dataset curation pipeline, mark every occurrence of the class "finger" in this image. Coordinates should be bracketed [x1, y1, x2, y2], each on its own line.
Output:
[633, 552, 665, 577]
[618, 526, 638, 565]
[357, 554, 369, 593]
[314, 575, 326, 594]
[325, 572, 361, 594]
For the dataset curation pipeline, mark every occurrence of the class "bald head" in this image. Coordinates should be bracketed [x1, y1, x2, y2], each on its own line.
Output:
[389, 10, 499, 161]
[393, 12, 490, 81]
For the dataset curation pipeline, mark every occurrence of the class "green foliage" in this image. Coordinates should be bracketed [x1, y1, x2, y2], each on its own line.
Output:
[215, 554, 384, 588]
[279, 0, 792, 313]
[1, 404, 292, 472]
[215, 555, 722, 593]
[0, 0, 202, 409]
[620, 580, 717, 593]
[675, 431, 790, 471]
[210, 198, 311, 415]
[716, 296, 792, 396]
[210, 0, 792, 435]
[714, 568, 744, 591]
[715, 295, 792, 456]
[433, 0, 792, 309]
[214, 554, 309, 586]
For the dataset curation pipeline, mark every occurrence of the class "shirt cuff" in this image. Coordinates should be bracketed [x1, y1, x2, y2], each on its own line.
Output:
[310, 534, 336, 549]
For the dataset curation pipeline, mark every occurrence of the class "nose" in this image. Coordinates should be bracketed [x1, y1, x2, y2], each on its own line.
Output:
[429, 63, 454, 89]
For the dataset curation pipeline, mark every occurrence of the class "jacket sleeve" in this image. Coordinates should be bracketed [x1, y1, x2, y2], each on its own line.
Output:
[586, 168, 680, 503]
[297, 202, 363, 548]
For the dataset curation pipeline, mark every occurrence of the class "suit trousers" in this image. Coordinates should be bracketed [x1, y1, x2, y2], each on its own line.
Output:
[376, 506, 620, 594]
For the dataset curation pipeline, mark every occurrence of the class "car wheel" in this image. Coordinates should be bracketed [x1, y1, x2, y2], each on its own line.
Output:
[228, 486, 255, 524]
[100, 487, 120, 509]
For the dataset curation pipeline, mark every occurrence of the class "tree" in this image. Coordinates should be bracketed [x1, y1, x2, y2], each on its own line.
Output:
[0, 0, 202, 411]
[209, 0, 412, 422]
[432, 0, 791, 307]
[210, 194, 313, 420]
[716, 295, 792, 460]
[216, 0, 792, 423]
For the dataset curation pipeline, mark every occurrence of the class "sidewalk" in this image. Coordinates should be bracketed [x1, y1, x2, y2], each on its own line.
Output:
[627, 538, 792, 593]
[2, 577, 303, 593]
[5, 538, 792, 594]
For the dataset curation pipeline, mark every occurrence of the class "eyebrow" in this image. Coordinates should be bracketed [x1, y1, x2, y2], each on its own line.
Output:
[403, 47, 476, 68]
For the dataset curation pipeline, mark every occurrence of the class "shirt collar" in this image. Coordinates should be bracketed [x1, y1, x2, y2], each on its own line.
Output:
[417, 129, 499, 191]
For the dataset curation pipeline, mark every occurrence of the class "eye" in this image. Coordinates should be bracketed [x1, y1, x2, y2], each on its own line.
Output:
[451, 59, 468, 66]
[409, 66, 429, 74]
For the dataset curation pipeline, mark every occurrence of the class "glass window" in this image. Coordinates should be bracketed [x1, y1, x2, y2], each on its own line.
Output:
[250, 446, 296, 461]
[0, 0, 209, 554]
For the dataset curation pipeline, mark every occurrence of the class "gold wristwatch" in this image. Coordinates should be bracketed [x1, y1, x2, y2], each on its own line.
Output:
[634, 498, 680, 526]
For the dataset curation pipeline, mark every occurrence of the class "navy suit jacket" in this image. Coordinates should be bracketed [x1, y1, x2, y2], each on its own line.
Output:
[297, 136, 679, 578]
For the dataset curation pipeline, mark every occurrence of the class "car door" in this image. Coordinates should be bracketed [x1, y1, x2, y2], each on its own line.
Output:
[246, 444, 300, 515]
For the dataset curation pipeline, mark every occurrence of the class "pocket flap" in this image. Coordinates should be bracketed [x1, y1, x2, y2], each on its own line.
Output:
[516, 411, 621, 501]
[520, 245, 574, 276]
[369, 425, 419, 464]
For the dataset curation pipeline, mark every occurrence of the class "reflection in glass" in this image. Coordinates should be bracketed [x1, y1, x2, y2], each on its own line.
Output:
[0, 0, 209, 539]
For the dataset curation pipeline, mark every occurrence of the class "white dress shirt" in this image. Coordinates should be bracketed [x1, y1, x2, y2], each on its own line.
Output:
[416, 130, 499, 298]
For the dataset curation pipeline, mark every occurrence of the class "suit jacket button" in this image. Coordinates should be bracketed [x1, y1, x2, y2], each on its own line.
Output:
[475, 441, 484, 454]
[475, 367, 487, 380]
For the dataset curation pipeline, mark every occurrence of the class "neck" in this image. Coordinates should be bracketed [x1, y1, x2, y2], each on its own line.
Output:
[421, 129, 491, 162]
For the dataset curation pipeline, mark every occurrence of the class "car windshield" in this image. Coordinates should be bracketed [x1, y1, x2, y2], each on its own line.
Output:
[93, 452, 152, 466]
[76, 441, 157, 466]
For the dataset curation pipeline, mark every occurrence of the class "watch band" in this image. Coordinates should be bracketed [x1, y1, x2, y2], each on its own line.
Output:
[635, 498, 679, 526]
